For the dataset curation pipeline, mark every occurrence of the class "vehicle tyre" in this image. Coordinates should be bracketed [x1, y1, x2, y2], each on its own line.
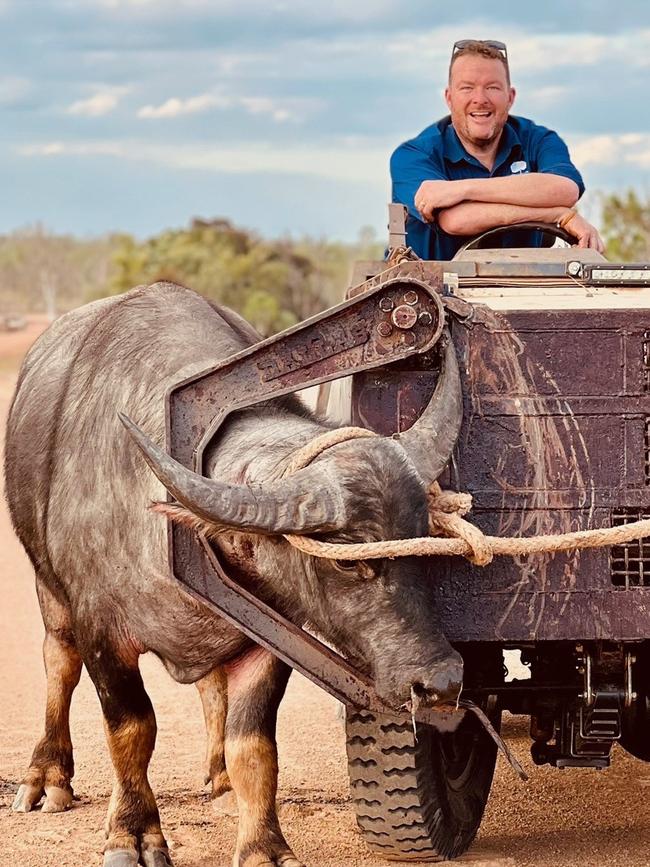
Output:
[346, 705, 499, 861]
[621, 696, 650, 762]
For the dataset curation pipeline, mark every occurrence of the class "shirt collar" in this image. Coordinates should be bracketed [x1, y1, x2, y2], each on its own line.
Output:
[442, 117, 522, 169]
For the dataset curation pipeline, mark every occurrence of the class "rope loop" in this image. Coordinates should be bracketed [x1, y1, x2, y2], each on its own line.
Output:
[281, 427, 650, 568]
[282, 426, 377, 477]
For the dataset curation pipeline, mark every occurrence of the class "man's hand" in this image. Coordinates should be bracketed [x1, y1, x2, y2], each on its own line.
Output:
[415, 180, 467, 222]
[435, 200, 606, 251]
[562, 212, 605, 253]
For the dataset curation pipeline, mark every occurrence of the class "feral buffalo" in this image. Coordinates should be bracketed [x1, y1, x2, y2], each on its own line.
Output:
[5, 282, 463, 867]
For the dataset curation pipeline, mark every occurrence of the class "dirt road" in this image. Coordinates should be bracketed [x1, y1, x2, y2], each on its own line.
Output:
[1, 321, 650, 867]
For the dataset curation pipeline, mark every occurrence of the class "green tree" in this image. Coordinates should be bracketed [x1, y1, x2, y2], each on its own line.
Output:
[601, 190, 650, 261]
[0, 217, 389, 333]
[105, 219, 333, 335]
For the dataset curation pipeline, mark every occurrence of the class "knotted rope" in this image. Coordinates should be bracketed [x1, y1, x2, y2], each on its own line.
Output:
[426, 481, 493, 566]
[282, 427, 650, 566]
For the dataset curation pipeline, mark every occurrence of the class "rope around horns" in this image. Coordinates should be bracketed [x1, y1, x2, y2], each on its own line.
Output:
[281, 427, 650, 567]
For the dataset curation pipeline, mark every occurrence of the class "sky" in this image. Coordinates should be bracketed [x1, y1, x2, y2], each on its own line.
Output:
[3, 1, 650, 242]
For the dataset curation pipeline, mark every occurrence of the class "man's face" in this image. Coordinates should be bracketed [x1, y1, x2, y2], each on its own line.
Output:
[445, 54, 515, 149]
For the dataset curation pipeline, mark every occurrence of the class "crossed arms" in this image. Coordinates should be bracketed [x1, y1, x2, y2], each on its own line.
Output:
[415, 173, 604, 251]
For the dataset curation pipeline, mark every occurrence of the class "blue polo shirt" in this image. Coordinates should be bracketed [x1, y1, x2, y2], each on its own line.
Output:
[390, 115, 585, 260]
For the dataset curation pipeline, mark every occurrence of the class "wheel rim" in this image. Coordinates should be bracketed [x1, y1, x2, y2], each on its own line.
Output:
[440, 719, 481, 791]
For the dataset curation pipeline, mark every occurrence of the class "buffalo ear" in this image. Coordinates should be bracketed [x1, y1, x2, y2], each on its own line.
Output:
[150, 501, 227, 539]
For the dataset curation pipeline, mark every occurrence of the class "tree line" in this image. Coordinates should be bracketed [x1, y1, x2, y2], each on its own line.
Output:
[0, 219, 383, 335]
[0, 191, 648, 333]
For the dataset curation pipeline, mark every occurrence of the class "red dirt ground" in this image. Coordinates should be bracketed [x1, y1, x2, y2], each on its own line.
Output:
[1, 319, 650, 867]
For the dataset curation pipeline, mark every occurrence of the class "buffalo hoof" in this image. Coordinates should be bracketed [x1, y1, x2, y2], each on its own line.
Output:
[208, 769, 232, 799]
[212, 789, 238, 817]
[41, 784, 74, 812]
[12, 783, 43, 812]
[142, 848, 174, 867]
[13, 782, 73, 813]
[103, 849, 139, 867]
[234, 850, 305, 866]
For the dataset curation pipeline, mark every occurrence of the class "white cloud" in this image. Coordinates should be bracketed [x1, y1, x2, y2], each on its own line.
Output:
[239, 96, 292, 122]
[84, 0, 396, 18]
[0, 76, 32, 105]
[67, 86, 129, 117]
[29, 142, 68, 156]
[18, 127, 650, 187]
[384, 26, 650, 79]
[509, 29, 650, 74]
[509, 34, 608, 72]
[627, 148, 650, 169]
[137, 91, 306, 122]
[571, 135, 620, 167]
[86, 0, 188, 7]
[138, 93, 229, 118]
[215, 53, 255, 76]
[621, 133, 644, 147]
[101, 0, 164, 5]
[20, 140, 122, 157]
[520, 85, 571, 109]
[93, 0, 224, 7]
[569, 133, 650, 168]
[17, 138, 389, 184]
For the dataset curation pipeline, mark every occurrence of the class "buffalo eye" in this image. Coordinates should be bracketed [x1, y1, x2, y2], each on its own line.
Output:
[333, 559, 377, 580]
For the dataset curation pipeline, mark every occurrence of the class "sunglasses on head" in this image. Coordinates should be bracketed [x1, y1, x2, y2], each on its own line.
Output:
[452, 40, 508, 62]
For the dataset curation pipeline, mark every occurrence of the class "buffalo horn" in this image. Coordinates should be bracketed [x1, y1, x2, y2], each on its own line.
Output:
[118, 413, 346, 535]
[392, 330, 463, 485]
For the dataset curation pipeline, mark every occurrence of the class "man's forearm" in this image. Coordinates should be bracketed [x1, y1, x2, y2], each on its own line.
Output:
[415, 174, 580, 221]
[438, 201, 569, 236]
[455, 173, 579, 208]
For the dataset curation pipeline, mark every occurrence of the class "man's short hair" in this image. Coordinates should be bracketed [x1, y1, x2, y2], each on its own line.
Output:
[448, 40, 510, 85]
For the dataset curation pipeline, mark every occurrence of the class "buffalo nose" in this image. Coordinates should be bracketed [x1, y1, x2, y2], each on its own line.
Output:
[375, 650, 464, 711]
[420, 652, 464, 705]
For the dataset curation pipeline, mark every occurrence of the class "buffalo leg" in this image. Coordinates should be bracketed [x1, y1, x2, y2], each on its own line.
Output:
[82, 641, 171, 867]
[196, 667, 232, 799]
[13, 578, 82, 813]
[225, 647, 302, 867]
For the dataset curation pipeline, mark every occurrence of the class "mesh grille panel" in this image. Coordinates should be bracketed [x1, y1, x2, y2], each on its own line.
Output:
[611, 508, 650, 589]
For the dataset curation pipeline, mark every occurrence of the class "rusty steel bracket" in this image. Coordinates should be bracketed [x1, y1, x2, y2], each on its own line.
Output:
[167, 270, 445, 472]
[164, 266, 456, 723]
[387, 203, 408, 249]
[441, 294, 491, 328]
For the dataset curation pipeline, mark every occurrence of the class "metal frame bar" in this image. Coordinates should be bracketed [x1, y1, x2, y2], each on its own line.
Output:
[164, 266, 453, 720]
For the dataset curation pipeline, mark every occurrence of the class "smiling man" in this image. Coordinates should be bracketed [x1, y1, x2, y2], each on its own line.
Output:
[391, 39, 604, 259]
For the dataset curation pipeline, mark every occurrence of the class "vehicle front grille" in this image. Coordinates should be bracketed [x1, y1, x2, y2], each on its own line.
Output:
[610, 508, 650, 588]
[643, 331, 650, 392]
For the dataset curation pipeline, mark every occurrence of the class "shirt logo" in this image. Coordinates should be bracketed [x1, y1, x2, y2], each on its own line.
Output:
[510, 160, 528, 174]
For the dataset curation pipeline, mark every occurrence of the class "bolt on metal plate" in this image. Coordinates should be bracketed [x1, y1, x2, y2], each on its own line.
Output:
[392, 304, 419, 330]
[376, 321, 393, 337]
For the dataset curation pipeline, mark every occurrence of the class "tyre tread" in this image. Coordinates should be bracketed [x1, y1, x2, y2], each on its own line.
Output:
[346, 708, 497, 862]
